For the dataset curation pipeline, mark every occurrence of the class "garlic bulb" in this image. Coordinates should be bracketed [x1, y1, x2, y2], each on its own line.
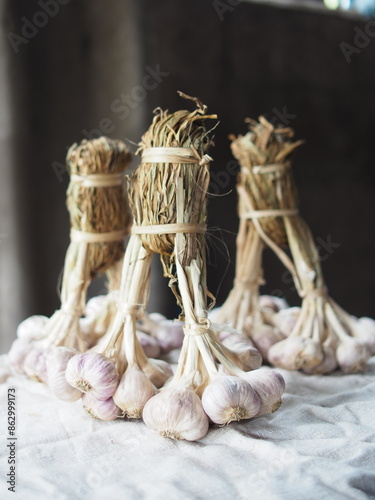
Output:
[153, 320, 184, 353]
[141, 358, 173, 388]
[82, 393, 120, 421]
[136, 331, 161, 359]
[85, 295, 109, 318]
[336, 337, 370, 374]
[23, 347, 48, 383]
[354, 317, 375, 354]
[143, 385, 209, 441]
[202, 375, 260, 425]
[221, 334, 262, 371]
[268, 337, 324, 371]
[46, 347, 82, 402]
[65, 352, 119, 400]
[148, 312, 167, 322]
[259, 295, 288, 313]
[302, 345, 338, 375]
[249, 324, 285, 361]
[272, 307, 301, 337]
[113, 365, 155, 418]
[241, 367, 285, 416]
[16, 315, 49, 341]
[8, 339, 33, 375]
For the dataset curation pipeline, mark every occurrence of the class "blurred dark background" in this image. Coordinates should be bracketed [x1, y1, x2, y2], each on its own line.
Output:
[0, 0, 374, 352]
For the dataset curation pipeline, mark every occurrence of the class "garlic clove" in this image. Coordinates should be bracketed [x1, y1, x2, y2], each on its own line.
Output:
[221, 334, 262, 371]
[259, 295, 288, 313]
[336, 337, 370, 374]
[113, 365, 156, 418]
[16, 315, 49, 342]
[143, 385, 209, 441]
[65, 352, 119, 400]
[136, 331, 161, 359]
[153, 320, 184, 353]
[82, 393, 120, 421]
[202, 375, 260, 425]
[23, 347, 48, 383]
[141, 358, 173, 388]
[268, 337, 324, 371]
[46, 347, 82, 402]
[8, 338, 33, 375]
[240, 367, 285, 416]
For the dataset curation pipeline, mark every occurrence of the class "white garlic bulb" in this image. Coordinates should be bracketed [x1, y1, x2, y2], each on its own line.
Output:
[142, 358, 173, 388]
[65, 352, 119, 400]
[153, 320, 184, 353]
[202, 375, 260, 425]
[82, 394, 120, 421]
[222, 334, 262, 371]
[46, 347, 82, 402]
[302, 345, 338, 375]
[113, 365, 156, 418]
[23, 347, 48, 383]
[8, 338, 33, 375]
[143, 385, 209, 441]
[354, 317, 375, 354]
[16, 315, 49, 341]
[272, 307, 301, 337]
[147, 312, 167, 322]
[241, 367, 285, 416]
[336, 337, 370, 374]
[259, 295, 288, 313]
[136, 331, 161, 359]
[249, 324, 285, 361]
[85, 295, 109, 318]
[268, 337, 324, 371]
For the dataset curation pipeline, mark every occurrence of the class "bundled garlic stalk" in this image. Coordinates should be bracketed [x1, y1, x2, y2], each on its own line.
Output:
[111, 92, 282, 441]
[9, 137, 132, 394]
[227, 117, 374, 374]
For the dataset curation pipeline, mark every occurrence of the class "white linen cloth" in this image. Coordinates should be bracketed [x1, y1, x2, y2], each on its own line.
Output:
[1, 355, 375, 500]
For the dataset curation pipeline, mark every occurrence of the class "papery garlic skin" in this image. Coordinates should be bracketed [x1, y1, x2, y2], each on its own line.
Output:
[272, 307, 301, 337]
[143, 386, 209, 441]
[222, 334, 262, 371]
[202, 375, 260, 425]
[136, 331, 161, 359]
[17, 315, 49, 342]
[142, 359, 173, 388]
[82, 393, 120, 421]
[241, 367, 285, 416]
[65, 352, 119, 400]
[336, 337, 370, 374]
[23, 348, 48, 383]
[8, 339, 33, 375]
[113, 365, 155, 418]
[354, 317, 375, 355]
[249, 324, 285, 361]
[302, 345, 338, 375]
[46, 347, 82, 402]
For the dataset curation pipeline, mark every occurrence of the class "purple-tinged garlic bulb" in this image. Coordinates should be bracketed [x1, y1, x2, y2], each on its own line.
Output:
[23, 347, 48, 383]
[202, 375, 260, 425]
[113, 365, 156, 418]
[82, 393, 120, 421]
[141, 358, 173, 388]
[8, 339, 33, 375]
[136, 331, 161, 359]
[221, 334, 262, 371]
[240, 367, 285, 416]
[268, 337, 324, 371]
[16, 315, 49, 342]
[143, 385, 209, 441]
[46, 346, 82, 402]
[259, 295, 288, 313]
[336, 336, 370, 374]
[65, 352, 119, 400]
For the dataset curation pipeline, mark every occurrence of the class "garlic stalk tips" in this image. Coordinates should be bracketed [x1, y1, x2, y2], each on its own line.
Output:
[113, 365, 156, 419]
[143, 385, 209, 441]
[202, 375, 260, 425]
[65, 352, 119, 400]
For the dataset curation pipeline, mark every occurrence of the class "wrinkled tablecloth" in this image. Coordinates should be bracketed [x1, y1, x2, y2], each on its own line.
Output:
[1, 354, 375, 500]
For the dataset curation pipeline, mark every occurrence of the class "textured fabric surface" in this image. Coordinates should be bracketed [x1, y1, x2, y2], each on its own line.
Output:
[1, 355, 375, 500]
